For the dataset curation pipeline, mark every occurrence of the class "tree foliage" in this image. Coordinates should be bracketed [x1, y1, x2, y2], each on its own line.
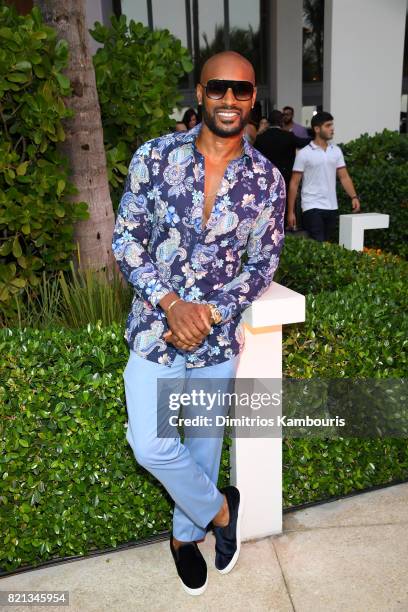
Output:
[0, 5, 88, 319]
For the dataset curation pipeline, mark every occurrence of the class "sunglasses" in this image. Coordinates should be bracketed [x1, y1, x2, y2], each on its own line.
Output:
[200, 79, 254, 101]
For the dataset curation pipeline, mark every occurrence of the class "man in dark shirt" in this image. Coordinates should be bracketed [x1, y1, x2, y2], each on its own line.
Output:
[254, 110, 310, 225]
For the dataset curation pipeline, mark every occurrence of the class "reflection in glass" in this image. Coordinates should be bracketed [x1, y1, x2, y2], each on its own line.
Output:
[153, 0, 188, 48]
[119, 0, 267, 101]
[152, 0, 191, 89]
[229, 0, 263, 84]
[195, 0, 224, 83]
[303, 0, 324, 83]
[195, 0, 264, 85]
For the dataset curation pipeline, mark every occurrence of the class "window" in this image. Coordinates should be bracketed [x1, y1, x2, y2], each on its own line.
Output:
[120, 0, 148, 26]
[229, 0, 264, 84]
[119, 0, 267, 101]
[153, 0, 188, 48]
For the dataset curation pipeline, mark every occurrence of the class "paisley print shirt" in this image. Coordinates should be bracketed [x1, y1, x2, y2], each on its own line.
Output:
[112, 123, 286, 368]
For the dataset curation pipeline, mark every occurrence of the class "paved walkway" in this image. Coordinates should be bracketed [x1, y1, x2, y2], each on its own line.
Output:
[1, 482, 407, 611]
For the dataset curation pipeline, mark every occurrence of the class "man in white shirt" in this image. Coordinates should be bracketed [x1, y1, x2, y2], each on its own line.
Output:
[287, 111, 361, 241]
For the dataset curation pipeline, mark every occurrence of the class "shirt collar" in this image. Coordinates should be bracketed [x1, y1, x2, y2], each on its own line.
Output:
[309, 140, 334, 150]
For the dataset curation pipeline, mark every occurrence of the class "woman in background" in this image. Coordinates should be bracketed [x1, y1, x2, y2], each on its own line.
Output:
[257, 116, 270, 135]
[182, 108, 199, 130]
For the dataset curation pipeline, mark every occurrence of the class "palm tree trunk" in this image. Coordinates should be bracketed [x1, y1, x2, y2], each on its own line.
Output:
[35, 0, 115, 271]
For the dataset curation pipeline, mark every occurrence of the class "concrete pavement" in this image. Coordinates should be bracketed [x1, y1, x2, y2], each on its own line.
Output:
[1, 482, 407, 611]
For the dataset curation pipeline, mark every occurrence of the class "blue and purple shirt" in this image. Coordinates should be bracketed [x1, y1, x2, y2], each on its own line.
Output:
[112, 124, 286, 368]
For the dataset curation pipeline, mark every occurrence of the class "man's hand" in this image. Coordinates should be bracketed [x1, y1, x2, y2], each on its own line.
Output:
[287, 172, 302, 230]
[337, 167, 361, 213]
[166, 300, 212, 344]
[163, 329, 202, 352]
[352, 197, 361, 212]
[159, 292, 212, 350]
[287, 210, 297, 229]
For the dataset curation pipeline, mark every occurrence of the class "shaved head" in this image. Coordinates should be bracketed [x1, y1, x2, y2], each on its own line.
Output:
[200, 51, 255, 84]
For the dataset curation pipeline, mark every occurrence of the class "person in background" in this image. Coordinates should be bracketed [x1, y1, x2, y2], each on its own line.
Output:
[175, 121, 187, 132]
[254, 110, 309, 227]
[257, 116, 269, 135]
[243, 108, 258, 144]
[282, 105, 309, 139]
[287, 111, 361, 242]
[182, 107, 199, 130]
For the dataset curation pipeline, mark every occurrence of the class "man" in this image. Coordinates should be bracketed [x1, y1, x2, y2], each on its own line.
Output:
[255, 109, 310, 227]
[287, 111, 361, 242]
[282, 105, 309, 139]
[112, 51, 286, 596]
[254, 109, 310, 222]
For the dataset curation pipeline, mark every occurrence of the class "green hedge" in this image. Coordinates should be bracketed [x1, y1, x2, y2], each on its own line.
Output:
[0, 324, 229, 571]
[1, 238, 407, 571]
[279, 235, 407, 378]
[337, 130, 408, 258]
[0, 6, 88, 320]
[1, 325, 171, 571]
[281, 237, 408, 504]
[275, 233, 403, 295]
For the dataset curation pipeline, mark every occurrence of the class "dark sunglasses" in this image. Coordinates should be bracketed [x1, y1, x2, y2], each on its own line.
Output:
[200, 79, 254, 101]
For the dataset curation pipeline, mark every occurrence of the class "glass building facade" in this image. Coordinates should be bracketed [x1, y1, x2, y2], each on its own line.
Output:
[119, 0, 270, 110]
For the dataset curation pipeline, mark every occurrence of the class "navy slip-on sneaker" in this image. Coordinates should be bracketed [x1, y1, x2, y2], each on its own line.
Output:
[213, 486, 244, 574]
[170, 535, 208, 596]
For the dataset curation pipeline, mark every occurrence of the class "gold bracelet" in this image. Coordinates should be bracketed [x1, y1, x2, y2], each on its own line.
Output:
[165, 298, 182, 315]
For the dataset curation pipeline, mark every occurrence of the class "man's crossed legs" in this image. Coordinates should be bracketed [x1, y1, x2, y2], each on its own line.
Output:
[123, 350, 242, 595]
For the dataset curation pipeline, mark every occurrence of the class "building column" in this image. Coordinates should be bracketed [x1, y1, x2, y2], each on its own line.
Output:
[323, 0, 407, 143]
[268, 0, 303, 119]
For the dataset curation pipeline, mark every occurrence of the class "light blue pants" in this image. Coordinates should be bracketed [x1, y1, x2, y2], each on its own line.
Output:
[123, 350, 240, 542]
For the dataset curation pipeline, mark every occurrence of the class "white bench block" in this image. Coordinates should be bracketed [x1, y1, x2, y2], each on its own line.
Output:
[241, 282, 306, 328]
[231, 282, 305, 540]
[339, 212, 389, 251]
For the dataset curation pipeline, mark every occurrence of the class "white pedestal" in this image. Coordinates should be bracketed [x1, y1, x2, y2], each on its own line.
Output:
[339, 212, 389, 251]
[231, 282, 305, 541]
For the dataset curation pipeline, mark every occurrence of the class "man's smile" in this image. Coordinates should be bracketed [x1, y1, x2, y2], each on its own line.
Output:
[215, 109, 241, 121]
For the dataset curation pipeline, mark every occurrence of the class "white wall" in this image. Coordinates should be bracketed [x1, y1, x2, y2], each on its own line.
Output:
[323, 0, 407, 143]
[269, 0, 303, 120]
